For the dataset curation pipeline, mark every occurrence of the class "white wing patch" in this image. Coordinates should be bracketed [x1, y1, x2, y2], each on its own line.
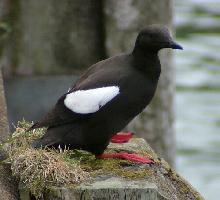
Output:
[64, 86, 120, 114]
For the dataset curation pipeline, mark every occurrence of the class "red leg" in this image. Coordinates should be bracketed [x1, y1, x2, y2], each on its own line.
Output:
[111, 132, 134, 143]
[96, 152, 153, 164]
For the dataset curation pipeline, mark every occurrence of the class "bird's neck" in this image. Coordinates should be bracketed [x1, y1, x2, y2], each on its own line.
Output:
[131, 45, 161, 79]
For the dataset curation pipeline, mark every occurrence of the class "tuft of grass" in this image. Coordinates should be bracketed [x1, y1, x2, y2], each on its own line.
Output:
[11, 148, 88, 198]
[4, 120, 90, 199]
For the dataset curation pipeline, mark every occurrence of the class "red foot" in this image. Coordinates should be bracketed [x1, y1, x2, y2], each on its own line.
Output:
[111, 132, 134, 143]
[96, 153, 154, 164]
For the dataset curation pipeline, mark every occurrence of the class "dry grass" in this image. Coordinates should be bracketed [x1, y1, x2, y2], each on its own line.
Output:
[4, 120, 90, 198]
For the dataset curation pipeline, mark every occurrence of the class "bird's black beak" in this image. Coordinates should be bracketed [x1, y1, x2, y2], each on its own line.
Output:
[170, 41, 183, 50]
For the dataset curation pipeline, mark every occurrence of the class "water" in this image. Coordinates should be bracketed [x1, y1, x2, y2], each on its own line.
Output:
[174, 1, 220, 199]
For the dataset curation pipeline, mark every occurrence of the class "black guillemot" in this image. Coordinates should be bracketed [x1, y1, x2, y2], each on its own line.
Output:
[30, 25, 183, 163]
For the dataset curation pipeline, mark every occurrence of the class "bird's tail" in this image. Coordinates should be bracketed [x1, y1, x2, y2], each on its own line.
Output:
[31, 126, 62, 149]
[27, 122, 42, 132]
[31, 135, 60, 149]
[31, 124, 74, 149]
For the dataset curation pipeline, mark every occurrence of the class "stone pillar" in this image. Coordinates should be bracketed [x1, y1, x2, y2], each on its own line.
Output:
[1, 0, 106, 76]
[0, 2, 19, 197]
[18, 138, 204, 200]
[104, 0, 175, 165]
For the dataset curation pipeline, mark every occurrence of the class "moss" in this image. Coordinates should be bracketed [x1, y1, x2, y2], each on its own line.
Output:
[74, 151, 153, 179]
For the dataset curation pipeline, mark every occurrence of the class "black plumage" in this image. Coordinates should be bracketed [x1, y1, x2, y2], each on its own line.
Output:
[31, 25, 182, 155]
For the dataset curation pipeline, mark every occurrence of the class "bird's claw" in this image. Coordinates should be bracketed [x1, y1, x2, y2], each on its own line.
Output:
[96, 152, 154, 164]
[111, 132, 134, 143]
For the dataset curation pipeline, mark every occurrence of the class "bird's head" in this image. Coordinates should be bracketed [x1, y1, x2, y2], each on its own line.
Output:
[135, 25, 183, 53]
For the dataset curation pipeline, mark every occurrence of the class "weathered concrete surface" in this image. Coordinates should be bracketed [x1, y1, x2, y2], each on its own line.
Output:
[20, 179, 166, 200]
[19, 138, 204, 200]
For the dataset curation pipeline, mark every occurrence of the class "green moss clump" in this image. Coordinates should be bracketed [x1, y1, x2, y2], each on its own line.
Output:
[80, 156, 153, 179]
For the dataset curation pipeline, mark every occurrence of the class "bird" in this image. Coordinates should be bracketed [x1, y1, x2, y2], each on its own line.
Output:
[30, 25, 183, 164]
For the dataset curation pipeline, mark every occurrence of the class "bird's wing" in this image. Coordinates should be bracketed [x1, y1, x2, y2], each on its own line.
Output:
[64, 86, 120, 114]
[30, 56, 126, 130]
